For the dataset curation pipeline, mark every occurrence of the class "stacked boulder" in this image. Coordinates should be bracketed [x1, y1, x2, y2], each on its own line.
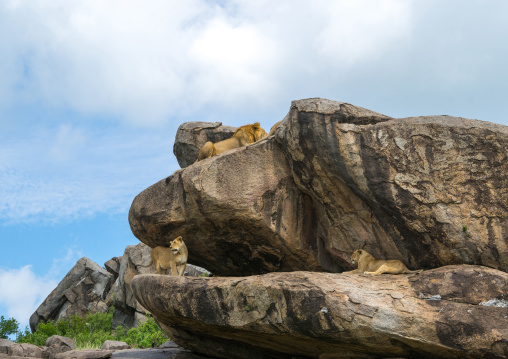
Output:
[29, 258, 112, 332]
[129, 98, 508, 359]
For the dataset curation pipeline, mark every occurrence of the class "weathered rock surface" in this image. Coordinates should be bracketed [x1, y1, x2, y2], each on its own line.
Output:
[132, 265, 508, 359]
[111, 343, 211, 359]
[104, 257, 122, 281]
[55, 349, 112, 359]
[30, 258, 113, 332]
[100, 341, 129, 351]
[129, 98, 508, 275]
[173, 121, 237, 168]
[44, 336, 75, 359]
[112, 242, 210, 329]
[0, 340, 14, 354]
[7, 343, 42, 358]
[0, 341, 210, 359]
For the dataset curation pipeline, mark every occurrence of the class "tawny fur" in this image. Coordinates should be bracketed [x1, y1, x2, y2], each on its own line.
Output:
[148, 236, 188, 276]
[196, 122, 267, 161]
[345, 249, 422, 275]
[268, 114, 288, 136]
[268, 120, 283, 136]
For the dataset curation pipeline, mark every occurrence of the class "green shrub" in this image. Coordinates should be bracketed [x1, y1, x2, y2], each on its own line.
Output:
[125, 315, 169, 348]
[0, 316, 20, 339]
[15, 308, 169, 349]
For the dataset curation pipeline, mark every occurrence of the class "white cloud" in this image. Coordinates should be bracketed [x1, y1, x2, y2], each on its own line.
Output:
[0, 124, 177, 224]
[0, 265, 58, 328]
[0, 0, 415, 125]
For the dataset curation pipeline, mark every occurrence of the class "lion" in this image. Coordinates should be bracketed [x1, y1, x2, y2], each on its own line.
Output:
[345, 249, 422, 275]
[196, 122, 267, 161]
[268, 114, 288, 136]
[268, 120, 283, 136]
[147, 236, 188, 276]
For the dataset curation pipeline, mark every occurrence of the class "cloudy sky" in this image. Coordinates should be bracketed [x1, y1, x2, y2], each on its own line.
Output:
[1, 0, 508, 331]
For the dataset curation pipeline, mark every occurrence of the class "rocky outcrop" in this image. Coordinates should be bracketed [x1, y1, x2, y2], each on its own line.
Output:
[0, 340, 14, 354]
[100, 341, 129, 351]
[30, 258, 113, 332]
[44, 335, 75, 359]
[30, 243, 209, 333]
[132, 265, 508, 359]
[173, 121, 237, 168]
[104, 257, 121, 282]
[129, 98, 508, 276]
[112, 242, 209, 329]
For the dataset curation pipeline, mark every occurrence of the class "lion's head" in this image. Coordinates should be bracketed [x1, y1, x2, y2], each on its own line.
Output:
[233, 122, 267, 143]
[170, 236, 184, 255]
[350, 249, 363, 264]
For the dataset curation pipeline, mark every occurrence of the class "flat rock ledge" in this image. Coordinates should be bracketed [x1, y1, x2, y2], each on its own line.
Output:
[132, 265, 508, 359]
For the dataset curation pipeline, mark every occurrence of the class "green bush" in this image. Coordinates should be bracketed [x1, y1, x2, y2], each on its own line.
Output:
[0, 316, 20, 339]
[125, 316, 169, 348]
[15, 308, 169, 349]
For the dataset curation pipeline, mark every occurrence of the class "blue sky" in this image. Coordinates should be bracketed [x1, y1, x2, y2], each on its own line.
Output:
[1, 0, 508, 330]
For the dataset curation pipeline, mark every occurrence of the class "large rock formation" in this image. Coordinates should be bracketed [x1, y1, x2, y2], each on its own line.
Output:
[30, 245, 209, 332]
[132, 265, 508, 359]
[129, 98, 508, 276]
[173, 121, 237, 168]
[30, 258, 112, 332]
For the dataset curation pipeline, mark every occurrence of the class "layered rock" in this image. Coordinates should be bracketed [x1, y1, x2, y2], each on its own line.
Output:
[173, 121, 237, 168]
[132, 265, 508, 359]
[129, 98, 508, 276]
[30, 258, 113, 332]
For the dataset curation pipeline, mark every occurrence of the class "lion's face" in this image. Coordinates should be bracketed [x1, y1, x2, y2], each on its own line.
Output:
[254, 127, 268, 141]
[350, 250, 362, 264]
[234, 123, 268, 143]
[170, 236, 183, 254]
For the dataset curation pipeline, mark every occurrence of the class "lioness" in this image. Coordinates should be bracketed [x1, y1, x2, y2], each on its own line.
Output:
[196, 122, 267, 161]
[345, 249, 422, 275]
[148, 236, 188, 276]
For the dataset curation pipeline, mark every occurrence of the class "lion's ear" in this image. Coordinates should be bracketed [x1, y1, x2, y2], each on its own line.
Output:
[252, 122, 260, 128]
[358, 250, 363, 254]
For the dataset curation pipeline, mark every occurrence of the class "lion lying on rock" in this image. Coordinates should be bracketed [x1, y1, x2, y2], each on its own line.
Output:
[146, 236, 188, 276]
[196, 122, 267, 161]
[345, 249, 422, 275]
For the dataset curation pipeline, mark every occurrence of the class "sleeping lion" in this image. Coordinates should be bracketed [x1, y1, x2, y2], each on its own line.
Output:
[345, 249, 422, 275]
[196, 122, 267, 161]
